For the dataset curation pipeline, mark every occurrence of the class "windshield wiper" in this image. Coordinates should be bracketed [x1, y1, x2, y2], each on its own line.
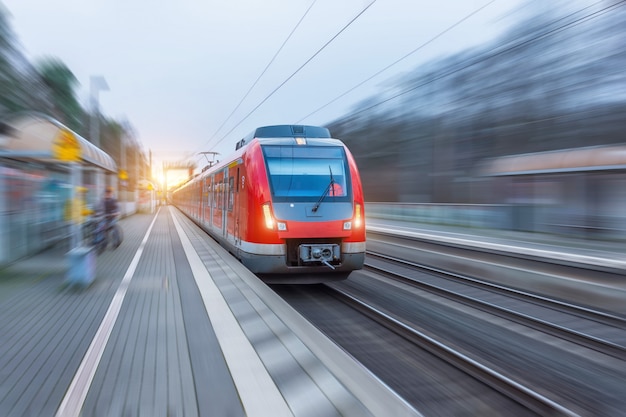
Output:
[312, 166, 334, 213]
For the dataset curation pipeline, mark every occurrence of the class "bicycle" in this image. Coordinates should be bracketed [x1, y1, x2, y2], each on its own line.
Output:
[90, 213, 123, 254]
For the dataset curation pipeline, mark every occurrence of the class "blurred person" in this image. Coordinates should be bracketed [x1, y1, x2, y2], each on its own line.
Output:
[102, 186, 120, 222]
[88, 187, 123, 251]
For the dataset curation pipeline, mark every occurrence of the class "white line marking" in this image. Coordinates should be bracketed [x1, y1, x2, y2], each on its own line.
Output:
[56, 209, 161, 417]
[170, 210, 293, 417]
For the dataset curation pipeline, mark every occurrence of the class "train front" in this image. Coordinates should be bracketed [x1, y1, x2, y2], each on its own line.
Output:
[246, 129, 365, 283]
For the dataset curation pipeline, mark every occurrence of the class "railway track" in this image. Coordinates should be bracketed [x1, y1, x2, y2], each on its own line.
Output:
[324, 284, 581, 417]
[272, 228, 625, 415]
[364, 251, 626, 359]
[275, 249, 626, 416]
[273, 283, 541, 416]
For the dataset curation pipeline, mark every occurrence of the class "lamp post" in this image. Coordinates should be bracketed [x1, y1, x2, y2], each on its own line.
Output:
[89, 75, 109, 148]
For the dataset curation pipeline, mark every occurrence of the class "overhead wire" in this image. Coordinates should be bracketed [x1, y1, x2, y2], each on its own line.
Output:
[204, 0, 319, 150]
[295, 0, 498, 123]
[314, 0, 625, 121]
[166, 0, 621, 181]
[193, 0, 377, 159]
[189, 0, 620, 168]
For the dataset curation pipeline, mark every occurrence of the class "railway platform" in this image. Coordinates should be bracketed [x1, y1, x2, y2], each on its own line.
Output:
[367, 218, 626, 271]
[0, 206, 419, 417]
[368, 218, 626, 315]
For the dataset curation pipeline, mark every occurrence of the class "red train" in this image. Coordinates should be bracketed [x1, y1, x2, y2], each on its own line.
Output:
[171, 125, 366, 283]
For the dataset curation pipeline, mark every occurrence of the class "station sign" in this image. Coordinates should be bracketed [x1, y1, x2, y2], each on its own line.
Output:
[52, 129, 81, 162]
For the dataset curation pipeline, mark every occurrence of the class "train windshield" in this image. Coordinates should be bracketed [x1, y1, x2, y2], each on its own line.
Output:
[262, 145, 350, 202]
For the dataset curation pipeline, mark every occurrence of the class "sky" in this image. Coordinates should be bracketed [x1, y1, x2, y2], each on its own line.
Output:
[1, 0, 522, 179]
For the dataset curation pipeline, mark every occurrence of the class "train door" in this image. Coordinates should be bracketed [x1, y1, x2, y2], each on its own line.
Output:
[212, 172, 223, 230]
[208, 174, 215, 231]
[203, 176, 211, 224]
[224, 164, 240, 246]
[221, 169, 228, 237]
[197, 180, 202, 220]
[233, 166, 241, 246]
[210, 175, 215, 230]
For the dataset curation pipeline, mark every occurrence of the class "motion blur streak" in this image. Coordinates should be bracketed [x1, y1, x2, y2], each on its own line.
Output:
[327, 1, 626, 240]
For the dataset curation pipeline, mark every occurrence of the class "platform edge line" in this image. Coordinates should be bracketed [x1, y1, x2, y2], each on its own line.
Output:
[55, 208, 161, 417]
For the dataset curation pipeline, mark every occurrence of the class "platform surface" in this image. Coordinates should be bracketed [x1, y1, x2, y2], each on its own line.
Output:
[0, 207, 420, 417]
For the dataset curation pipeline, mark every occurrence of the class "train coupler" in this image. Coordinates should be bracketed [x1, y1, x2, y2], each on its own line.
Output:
[299, 243, 340, 269]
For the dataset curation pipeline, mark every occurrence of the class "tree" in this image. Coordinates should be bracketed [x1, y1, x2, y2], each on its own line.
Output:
[0, 6, 54, 117]
[1, 5, 152, 192]
[36, 57, 84, 132]
[328, 1, 626, 203]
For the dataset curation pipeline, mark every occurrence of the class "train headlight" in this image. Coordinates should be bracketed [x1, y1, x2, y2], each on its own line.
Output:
[262, 203, 275, 229]
[354, 203, 363, 228]
[344, 204, 363, 230]
[262, 203, 286, 230]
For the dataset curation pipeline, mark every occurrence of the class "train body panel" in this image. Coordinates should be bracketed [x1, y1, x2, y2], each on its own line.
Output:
[172, 125, 365, 283]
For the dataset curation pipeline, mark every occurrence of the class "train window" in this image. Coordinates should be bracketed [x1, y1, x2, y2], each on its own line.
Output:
[262, 145, 350, 202]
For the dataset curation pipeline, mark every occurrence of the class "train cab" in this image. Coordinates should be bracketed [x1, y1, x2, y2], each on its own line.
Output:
[173, 125, 366, 283]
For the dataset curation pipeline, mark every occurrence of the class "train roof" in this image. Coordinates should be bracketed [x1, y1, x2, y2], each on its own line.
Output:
[253, 125, 330, 138]
[236, 125, 331, 150]
[176, 126, 344, 192]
